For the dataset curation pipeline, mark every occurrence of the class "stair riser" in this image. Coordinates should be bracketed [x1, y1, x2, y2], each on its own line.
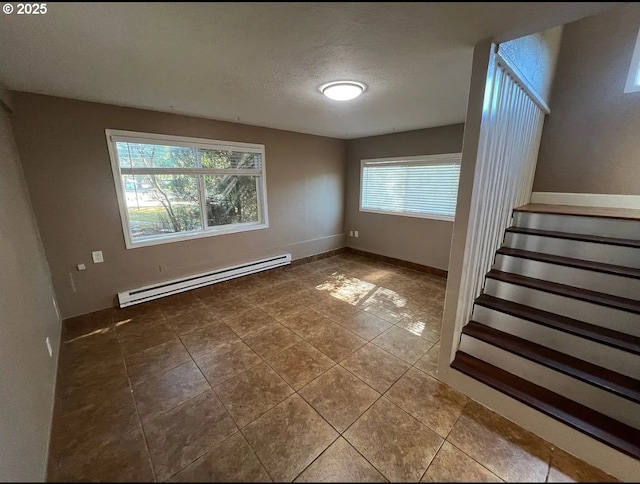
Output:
[472, 306, 640, 379]
[459, 334, 640, 428]
[513, 212, 640, 240]
[483, 279, 640, 337]
[493, 254, 640, 300]
[503, 233, 640, 269]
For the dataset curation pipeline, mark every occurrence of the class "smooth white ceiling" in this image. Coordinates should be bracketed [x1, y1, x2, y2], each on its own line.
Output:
[0, 2, 616, 138]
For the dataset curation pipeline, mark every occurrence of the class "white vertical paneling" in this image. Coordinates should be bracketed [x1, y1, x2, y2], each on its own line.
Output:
[452, 46, 547, 339]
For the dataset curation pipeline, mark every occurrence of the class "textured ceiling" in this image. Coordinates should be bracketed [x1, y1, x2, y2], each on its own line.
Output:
[0, 2, 617, 138]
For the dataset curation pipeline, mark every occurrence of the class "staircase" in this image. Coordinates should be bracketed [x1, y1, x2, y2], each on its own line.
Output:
[451, 204, 640, 460]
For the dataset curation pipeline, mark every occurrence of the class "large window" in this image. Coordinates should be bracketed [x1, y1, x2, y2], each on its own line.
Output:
[106, 130, 268, 248]
[360, 153, 461, 221]
[625, 27, 640, 94]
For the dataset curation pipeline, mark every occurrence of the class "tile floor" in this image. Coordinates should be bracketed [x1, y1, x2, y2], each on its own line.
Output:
[48, 252, 617, 482]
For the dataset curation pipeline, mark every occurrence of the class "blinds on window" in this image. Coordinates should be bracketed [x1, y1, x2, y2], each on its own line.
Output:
[360, 154, 461, 220]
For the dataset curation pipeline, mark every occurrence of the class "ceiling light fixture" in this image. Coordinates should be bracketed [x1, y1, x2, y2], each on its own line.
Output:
[320, 81, 366, 101]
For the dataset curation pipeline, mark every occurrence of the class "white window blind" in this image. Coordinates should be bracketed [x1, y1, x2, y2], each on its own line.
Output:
[360, 153, 461, 221]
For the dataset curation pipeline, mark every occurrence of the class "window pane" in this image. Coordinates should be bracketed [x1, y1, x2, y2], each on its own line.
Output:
[116, 142, 196, 169]
[199, 149, 262, 170]
[124, 174, 202, 240]
[204, 175, 259, 227]
[361, 161, 460, 218]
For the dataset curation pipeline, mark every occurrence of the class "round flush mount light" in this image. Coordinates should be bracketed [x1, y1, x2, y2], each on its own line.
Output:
[319, 81, 366, 101]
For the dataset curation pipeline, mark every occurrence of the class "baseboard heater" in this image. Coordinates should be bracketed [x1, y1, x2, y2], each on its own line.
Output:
[117, 253, 292, 308]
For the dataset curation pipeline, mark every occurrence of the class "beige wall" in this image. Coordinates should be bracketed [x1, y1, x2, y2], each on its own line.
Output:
[11, 93, 347, 318]
[345, 124, 465, 270]
[0, 101, 60, 480]
[499, 25, 563, 105]
[534, 3, 640, 195]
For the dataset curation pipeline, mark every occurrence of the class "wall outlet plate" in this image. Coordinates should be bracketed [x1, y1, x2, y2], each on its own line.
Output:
[92, 251, 104, 263]
[354, 231, 359, 238]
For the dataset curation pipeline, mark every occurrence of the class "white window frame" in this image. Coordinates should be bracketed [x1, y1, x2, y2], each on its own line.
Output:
[106, 129, 268, 249]
[624, 27, 640, 94]
[359, 153, 462, 222]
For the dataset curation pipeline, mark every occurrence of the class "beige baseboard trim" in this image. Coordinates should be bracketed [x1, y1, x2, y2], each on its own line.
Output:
[346, 247, 448, 278]
[531, 192, 640, 209]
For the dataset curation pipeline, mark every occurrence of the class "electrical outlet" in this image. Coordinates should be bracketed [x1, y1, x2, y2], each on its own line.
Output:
[92, 251, 104, 263]
[354, 231, 359, 238]
[349, 231, 353, 237]
[45, 337, 53, 357]
[77, 263, 86, 271]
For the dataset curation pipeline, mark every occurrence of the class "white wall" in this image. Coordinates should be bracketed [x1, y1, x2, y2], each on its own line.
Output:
[0, 94, 61, 481]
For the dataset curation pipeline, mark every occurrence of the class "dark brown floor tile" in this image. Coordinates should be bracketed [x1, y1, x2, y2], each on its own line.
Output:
[280, 309, 336, 339]
[305, 323, 366, 362]
[313, 297, 360, 320]
[215, 363, 294, 428]
[166, 306, 221, 335]
[170, 432, 271, 482]
[242, 394, 338, 482]
[344, 398, 443, 482]
[295, 436, 386, 482]
[372, 326, 433, 364]
[395, 308, 441, 343]
[59, 327, 122, 371]
[267, 341, 335, 390]
[225, 308, 279, 338]
[58, 330, 128, 398]
[125, 338, 191, 385]
[243, 323, 302, 359]
[331, 310, 392, 340]
[299, 366, 380, 433]
[447, 400, 551, 482]
[117, 318, 178, 356]
[261, 289, 323, 321]
[547, 448, 617, 482]
[203, 296, 256, 321]
[144, 390, 238, 481]
[341, 343, 410, 393]
[50, 386, 139, 462]
[421, 441, 502, 482]
[386, 368, 467, 437]
[158, 292, 207, 318]
[63, 308, 115, 341]
[180, 321, 241, 356]
[134, 360, 210, 422]
[315, 274, 377, 306]
[244, 281, 295, 305]
[55, 427, 154, 482]
[195, 340, 262, 386]
[113, 301, 165, 324]
[414, 341, 440, 379]
[57, 371, 130, 417]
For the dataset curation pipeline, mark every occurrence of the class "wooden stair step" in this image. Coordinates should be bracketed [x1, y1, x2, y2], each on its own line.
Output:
[514, 203, 640, 221]
[486, 270, 640, 315]
[463, 321, 640, 403]
[496, 247, 640, 279]
[475, 294, 640, 355]
[451, 351, 640, 460]
[505, 226, 640, 249]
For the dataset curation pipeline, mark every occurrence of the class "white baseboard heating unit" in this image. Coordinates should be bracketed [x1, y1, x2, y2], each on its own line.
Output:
[118, 253, 291, 308]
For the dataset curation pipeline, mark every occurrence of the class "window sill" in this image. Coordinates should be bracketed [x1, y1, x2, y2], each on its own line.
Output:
[359, 207, 454, 222]
[125, 222, 269, 249]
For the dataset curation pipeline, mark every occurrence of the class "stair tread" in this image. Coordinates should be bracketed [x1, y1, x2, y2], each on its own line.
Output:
[475, 294, 640, 355]
[463, 321, 640, 403]
[514, 203, 640, 221]
[451, 352, 640, 460]
[486, 270, 640, 315]
[496, 247, 640, 279]
[506, 226, 640, 248]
